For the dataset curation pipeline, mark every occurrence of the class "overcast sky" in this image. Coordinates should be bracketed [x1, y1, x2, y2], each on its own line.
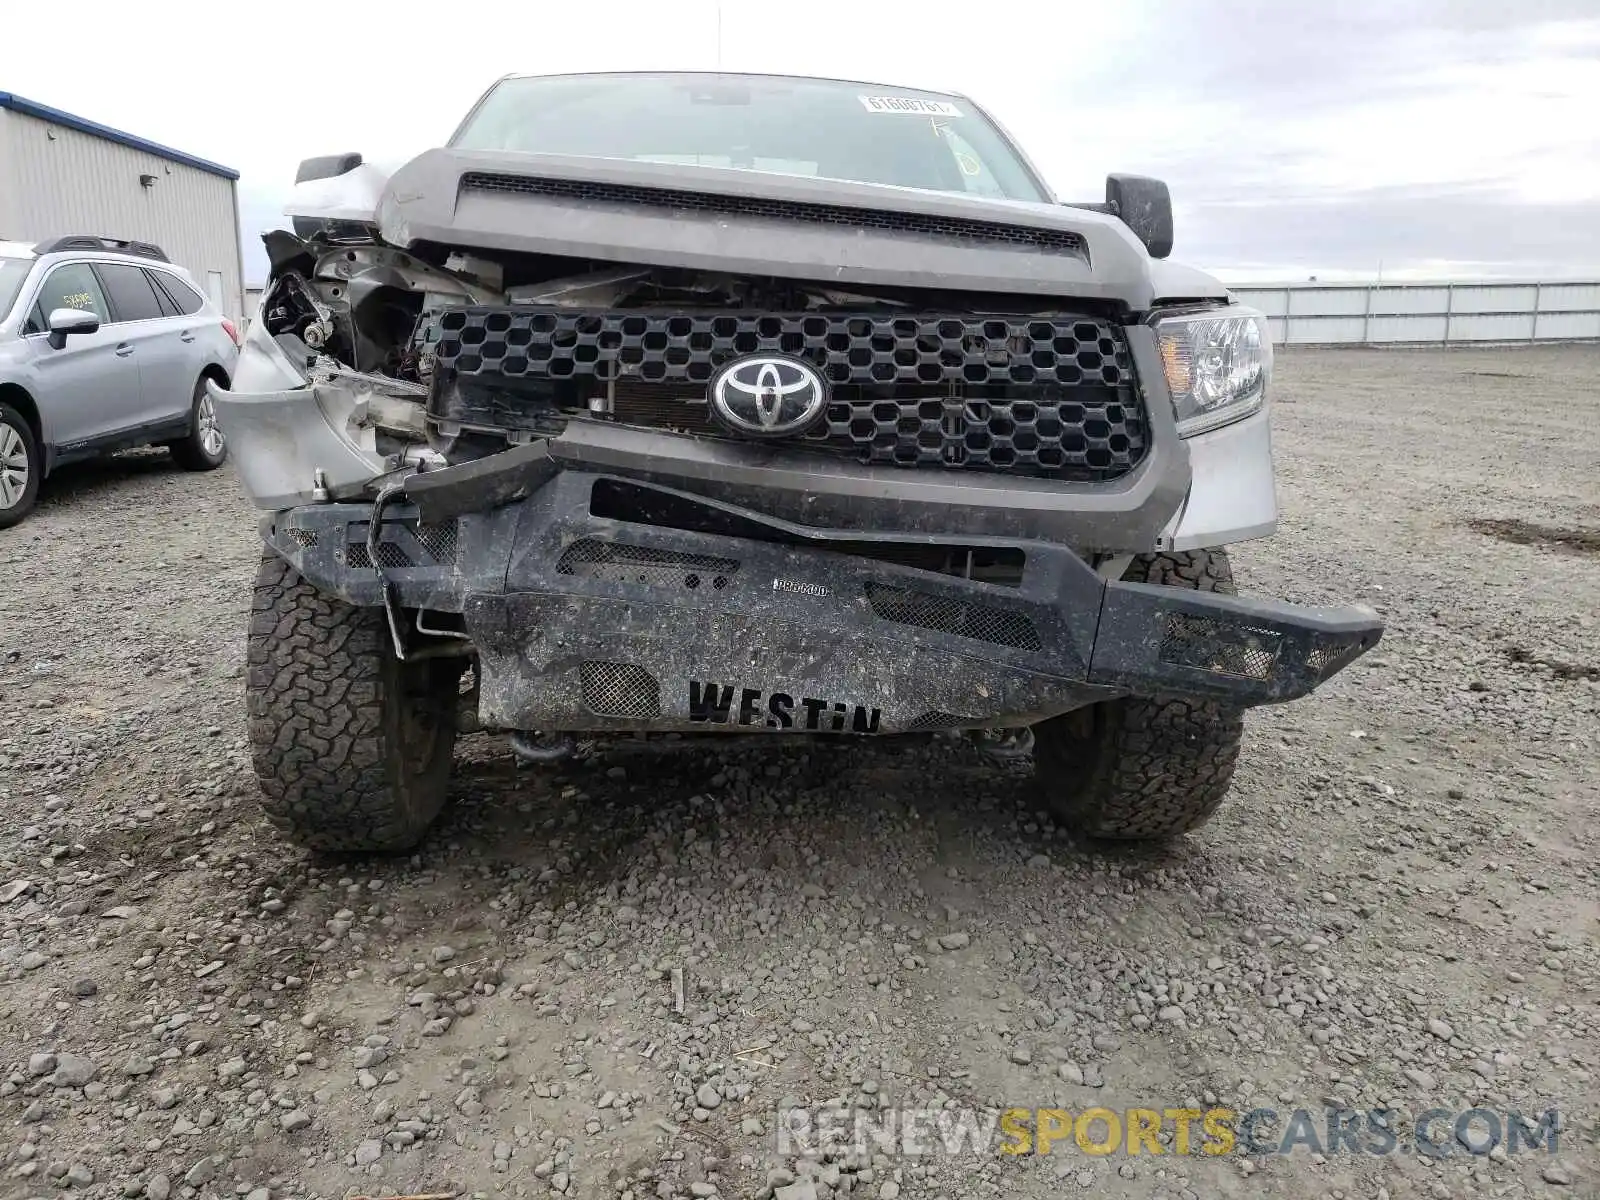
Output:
[7, 0, 1597, 285]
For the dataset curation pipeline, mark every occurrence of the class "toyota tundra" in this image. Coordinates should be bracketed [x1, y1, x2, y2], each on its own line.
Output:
[215, 70, 1384, 852]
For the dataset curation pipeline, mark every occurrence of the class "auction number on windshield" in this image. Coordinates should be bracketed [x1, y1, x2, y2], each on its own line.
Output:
[858, 95, 964, 117]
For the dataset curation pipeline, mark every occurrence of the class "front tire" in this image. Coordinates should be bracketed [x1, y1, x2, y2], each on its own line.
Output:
[1033, 550, 1245, 841]
[0, 403, 42, 529]
[246, 551, 459, 852]
[170, 377, 228, 471]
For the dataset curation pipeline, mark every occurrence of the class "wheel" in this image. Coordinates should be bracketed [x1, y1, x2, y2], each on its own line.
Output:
[0, 403, 42, 529]
[246, 550, 461, 851]
[169, 376, 228, 471]
[1033, 550, 1245, 840]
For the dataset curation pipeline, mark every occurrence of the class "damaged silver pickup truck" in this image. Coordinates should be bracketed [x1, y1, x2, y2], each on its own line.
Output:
[216, 70, 1384, 852]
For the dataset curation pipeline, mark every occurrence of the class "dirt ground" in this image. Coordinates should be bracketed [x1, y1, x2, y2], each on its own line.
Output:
[1, 345, 1595, 1200]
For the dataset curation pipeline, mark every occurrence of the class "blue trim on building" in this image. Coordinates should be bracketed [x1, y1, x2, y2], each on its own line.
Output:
[0, 91, 240, 181]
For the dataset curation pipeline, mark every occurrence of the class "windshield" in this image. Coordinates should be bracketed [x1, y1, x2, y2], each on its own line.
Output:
[450, 73, 1048, 204]
[0, 258, 32, 323]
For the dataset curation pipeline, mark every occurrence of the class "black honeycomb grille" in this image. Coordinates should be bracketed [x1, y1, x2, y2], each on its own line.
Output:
[422, 308, 1145, 482]
[458, 174, 1087, 255]
[813, 392, 1136, 477]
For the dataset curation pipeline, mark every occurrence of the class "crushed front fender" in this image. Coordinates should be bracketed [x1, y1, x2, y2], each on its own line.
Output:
[211, 380, 389, 510]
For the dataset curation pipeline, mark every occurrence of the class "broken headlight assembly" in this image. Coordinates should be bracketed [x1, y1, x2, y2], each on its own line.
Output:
[1154, 305, 1272, 437]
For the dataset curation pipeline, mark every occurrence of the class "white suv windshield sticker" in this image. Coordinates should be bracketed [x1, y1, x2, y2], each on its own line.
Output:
[858, 96, 964, 117]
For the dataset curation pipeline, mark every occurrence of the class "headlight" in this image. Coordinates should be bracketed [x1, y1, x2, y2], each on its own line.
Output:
[1154, 306, 1272, 437]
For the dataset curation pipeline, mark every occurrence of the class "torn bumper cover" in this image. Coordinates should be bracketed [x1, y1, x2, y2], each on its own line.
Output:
[257, 465, 1383, 736]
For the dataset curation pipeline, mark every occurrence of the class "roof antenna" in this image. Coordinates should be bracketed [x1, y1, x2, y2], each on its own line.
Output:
[715, 0, 723, 69]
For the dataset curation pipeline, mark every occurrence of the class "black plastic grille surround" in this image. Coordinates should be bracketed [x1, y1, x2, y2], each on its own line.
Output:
[422, 307, 1146, 482]
[458, 173, 1087, 256]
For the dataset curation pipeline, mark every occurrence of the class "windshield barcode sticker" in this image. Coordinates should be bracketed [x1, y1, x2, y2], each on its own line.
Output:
[858, 96, 964, 117]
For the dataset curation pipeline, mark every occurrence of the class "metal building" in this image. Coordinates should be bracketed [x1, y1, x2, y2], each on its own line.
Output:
[0, 92, 243, 320]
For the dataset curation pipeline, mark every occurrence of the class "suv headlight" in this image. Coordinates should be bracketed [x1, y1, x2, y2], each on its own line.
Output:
[1153, 306, 1272, 437]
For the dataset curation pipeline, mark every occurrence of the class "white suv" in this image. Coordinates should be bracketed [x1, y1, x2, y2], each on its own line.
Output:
[0, 235, 241, 527]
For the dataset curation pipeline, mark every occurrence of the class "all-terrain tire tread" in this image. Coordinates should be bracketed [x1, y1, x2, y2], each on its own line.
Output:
[1035, 550, 1245, 840]
[245, 551, 452, 851]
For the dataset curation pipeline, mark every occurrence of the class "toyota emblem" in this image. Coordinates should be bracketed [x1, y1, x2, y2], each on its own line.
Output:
[709, 355, 828, 437]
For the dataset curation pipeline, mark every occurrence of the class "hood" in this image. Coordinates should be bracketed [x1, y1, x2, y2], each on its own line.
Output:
[350, 149, 1157, 309]
[1148, 258, 1230, 305]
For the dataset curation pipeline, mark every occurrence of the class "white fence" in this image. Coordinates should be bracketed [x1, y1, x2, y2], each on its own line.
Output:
[1223, 280, 1600, 346]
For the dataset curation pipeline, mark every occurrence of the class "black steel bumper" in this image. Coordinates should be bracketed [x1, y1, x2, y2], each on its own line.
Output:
[261, 470, 1383, 735]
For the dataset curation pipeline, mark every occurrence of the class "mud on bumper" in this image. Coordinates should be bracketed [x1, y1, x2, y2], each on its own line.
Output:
[261, 471, 1382, 735]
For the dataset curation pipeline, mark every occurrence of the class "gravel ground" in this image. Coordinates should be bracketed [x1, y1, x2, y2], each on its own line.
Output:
[1, 345, 1596, 1200]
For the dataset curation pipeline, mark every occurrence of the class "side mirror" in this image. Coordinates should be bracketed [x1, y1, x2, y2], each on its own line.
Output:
[295, 152, 364, 184]
[1105, 174, 1173, 259]
[46, 306, 100, 350]
[290, 152, 370, 241]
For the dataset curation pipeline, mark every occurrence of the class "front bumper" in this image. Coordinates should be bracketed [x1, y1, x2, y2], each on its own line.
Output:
[261, 470, 1382, 735]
